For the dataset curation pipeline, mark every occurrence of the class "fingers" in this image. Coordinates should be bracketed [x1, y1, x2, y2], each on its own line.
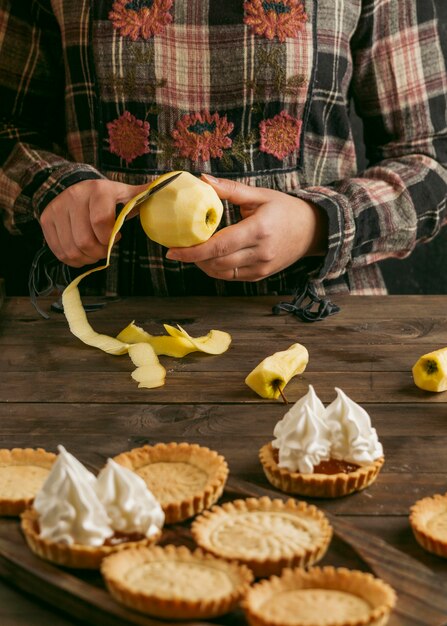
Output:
[201, 174, 269, 208]
[40, 179, 140, 268]
[167, 218, 257, 264]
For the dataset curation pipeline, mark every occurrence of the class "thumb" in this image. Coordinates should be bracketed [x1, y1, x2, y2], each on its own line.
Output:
[201, 174, 266, 208]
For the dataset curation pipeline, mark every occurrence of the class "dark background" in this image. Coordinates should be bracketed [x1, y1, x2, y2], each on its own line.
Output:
[1, 106, 446, 296]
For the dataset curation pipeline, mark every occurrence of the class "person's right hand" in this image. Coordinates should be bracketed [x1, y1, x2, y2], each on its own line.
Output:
[39, 179, 149, 267]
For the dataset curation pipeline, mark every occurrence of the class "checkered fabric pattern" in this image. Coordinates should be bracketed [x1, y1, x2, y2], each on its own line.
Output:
[0, 0, 446, 297]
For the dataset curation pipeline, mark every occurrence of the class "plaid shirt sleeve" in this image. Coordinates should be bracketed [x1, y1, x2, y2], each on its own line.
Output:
[293, 0, 447, 285]
[0, 0, 103, 230]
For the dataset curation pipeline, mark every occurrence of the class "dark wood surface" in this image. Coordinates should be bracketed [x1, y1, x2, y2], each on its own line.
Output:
[1, 295, 447, 626]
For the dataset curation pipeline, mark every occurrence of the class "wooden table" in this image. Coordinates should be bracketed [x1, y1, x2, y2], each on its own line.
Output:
[1, 295, 447, 626]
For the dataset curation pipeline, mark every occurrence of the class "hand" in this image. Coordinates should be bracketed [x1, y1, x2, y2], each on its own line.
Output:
[166, 175, 328, 282]
[40, 179, 148, 267]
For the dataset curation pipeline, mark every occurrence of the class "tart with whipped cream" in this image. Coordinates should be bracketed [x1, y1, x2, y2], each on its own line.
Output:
[191, 496, 332, 578]
[21, 446, 164, 569]
[242, 566, 396, 626]
[410, 493, 447, 558]
[260, 386, 384, 498]
[0, 448, 56, 516]
[101, 544, 253, 619]
[112, 442, 229, 524]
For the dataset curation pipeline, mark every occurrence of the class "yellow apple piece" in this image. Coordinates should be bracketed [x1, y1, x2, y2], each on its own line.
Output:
[128, 343, 166, 389]
[412, 347, 447, 392]
[245, 343, 309, 400]
[139, 171, 223, 248]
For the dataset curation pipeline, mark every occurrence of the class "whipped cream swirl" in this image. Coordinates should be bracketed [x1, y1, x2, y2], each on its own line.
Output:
[272, 385, 331, 474]
[34, 445, 113, 546]
[96, 459, 164, 538]
[325, 388, 383, 465]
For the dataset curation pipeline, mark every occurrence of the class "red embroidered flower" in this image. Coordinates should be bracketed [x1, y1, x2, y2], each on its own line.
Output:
[171, 111, 234, 162]
[107, 111, 150, 164]
[259, 111, 302, 160]
[109, 0, 173, 41]
[244, 0, 307, 42]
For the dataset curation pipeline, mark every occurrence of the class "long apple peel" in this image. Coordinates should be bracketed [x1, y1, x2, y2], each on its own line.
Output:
[61, 184, 166, 385]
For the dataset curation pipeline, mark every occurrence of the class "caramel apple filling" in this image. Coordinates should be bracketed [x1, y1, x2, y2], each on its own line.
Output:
[272, 449, 360, 475]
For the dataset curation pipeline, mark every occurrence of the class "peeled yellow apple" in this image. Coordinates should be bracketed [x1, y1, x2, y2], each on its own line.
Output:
[245, 343, 309, 399]
[412, 347, 447, 392]
[139, 171, 223, 248]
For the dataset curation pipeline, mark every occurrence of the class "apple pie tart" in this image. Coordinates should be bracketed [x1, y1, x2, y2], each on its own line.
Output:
[112, 442, 229, 524]
[21, 507, 160, 569]
[191, 496, 332, 578]
[101, 544, 253, 619]
[0, 448, 56, 516]
[410, 493, 447, 558]
[242, 566, 396, 626]
[260, 442, 384, 498]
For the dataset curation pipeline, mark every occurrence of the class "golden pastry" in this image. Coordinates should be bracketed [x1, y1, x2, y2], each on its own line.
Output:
[242, 566, 396, 626]
[0, 448, 56, 516]
[101, 544, 253, 619]
[191, 496, 332, 578]
[113, 442, 229, 523]
[410, 492, 447, 558]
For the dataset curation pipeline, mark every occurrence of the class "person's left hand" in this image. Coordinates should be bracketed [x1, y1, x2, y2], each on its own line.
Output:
[165, 175, 328, 282]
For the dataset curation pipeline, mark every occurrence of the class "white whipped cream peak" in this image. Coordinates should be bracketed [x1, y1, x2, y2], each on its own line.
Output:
[96, 459, 164, 538]
[273, 384, 326, 439]
[34, 445, 113, 547]
[325, 388, 383, 465]
[272, 390, 332, 474]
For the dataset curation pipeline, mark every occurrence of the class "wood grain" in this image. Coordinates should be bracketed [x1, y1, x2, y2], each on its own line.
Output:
[1, 295, 447, 626]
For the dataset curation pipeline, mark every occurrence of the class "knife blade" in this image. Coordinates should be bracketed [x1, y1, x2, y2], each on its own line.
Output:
[132, 171, 183, 209]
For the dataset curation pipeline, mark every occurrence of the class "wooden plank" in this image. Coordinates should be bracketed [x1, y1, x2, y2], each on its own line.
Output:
[2, 314, 447, 347]
[4, 295, 447, 321]
[0, 403, 444, 436]
[0, 425, 445, 516]
[0, 343, 443, 374]
[0, 370, 445, 404]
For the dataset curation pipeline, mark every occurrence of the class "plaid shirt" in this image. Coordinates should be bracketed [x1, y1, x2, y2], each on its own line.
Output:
[1, 0, 446, 298]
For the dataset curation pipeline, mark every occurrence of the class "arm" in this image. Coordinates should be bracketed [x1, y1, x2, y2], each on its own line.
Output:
[168, 1, 447, 285]
[0, 0, 103, 232]
[292, 0, 447, 282]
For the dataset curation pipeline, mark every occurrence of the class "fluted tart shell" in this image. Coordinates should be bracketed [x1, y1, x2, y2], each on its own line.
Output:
[242, 565, 396, 626]
[101, 544, 253, 619]
[260, 443, 384, 498]
[410, 492, 447, 558]
[0, 448, 56, 516]
[21, 507, 161, 569]
[112, 442, 229, 524]
[191, 496, 332, 578]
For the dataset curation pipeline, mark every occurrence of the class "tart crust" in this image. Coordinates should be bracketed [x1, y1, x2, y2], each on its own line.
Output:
[191, 496, 332, 578]
[0, 448, 56, 516]
[242, 566, 396, 626]
[410, 492, 447, 558]
[101, 544, 253, 619]
[21, 507, 161, 569]
[112, 442, 229, 524]
[260, 443, 384, 498]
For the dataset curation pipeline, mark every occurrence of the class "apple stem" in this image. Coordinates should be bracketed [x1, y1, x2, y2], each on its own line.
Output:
[277, 385, 289, 404]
